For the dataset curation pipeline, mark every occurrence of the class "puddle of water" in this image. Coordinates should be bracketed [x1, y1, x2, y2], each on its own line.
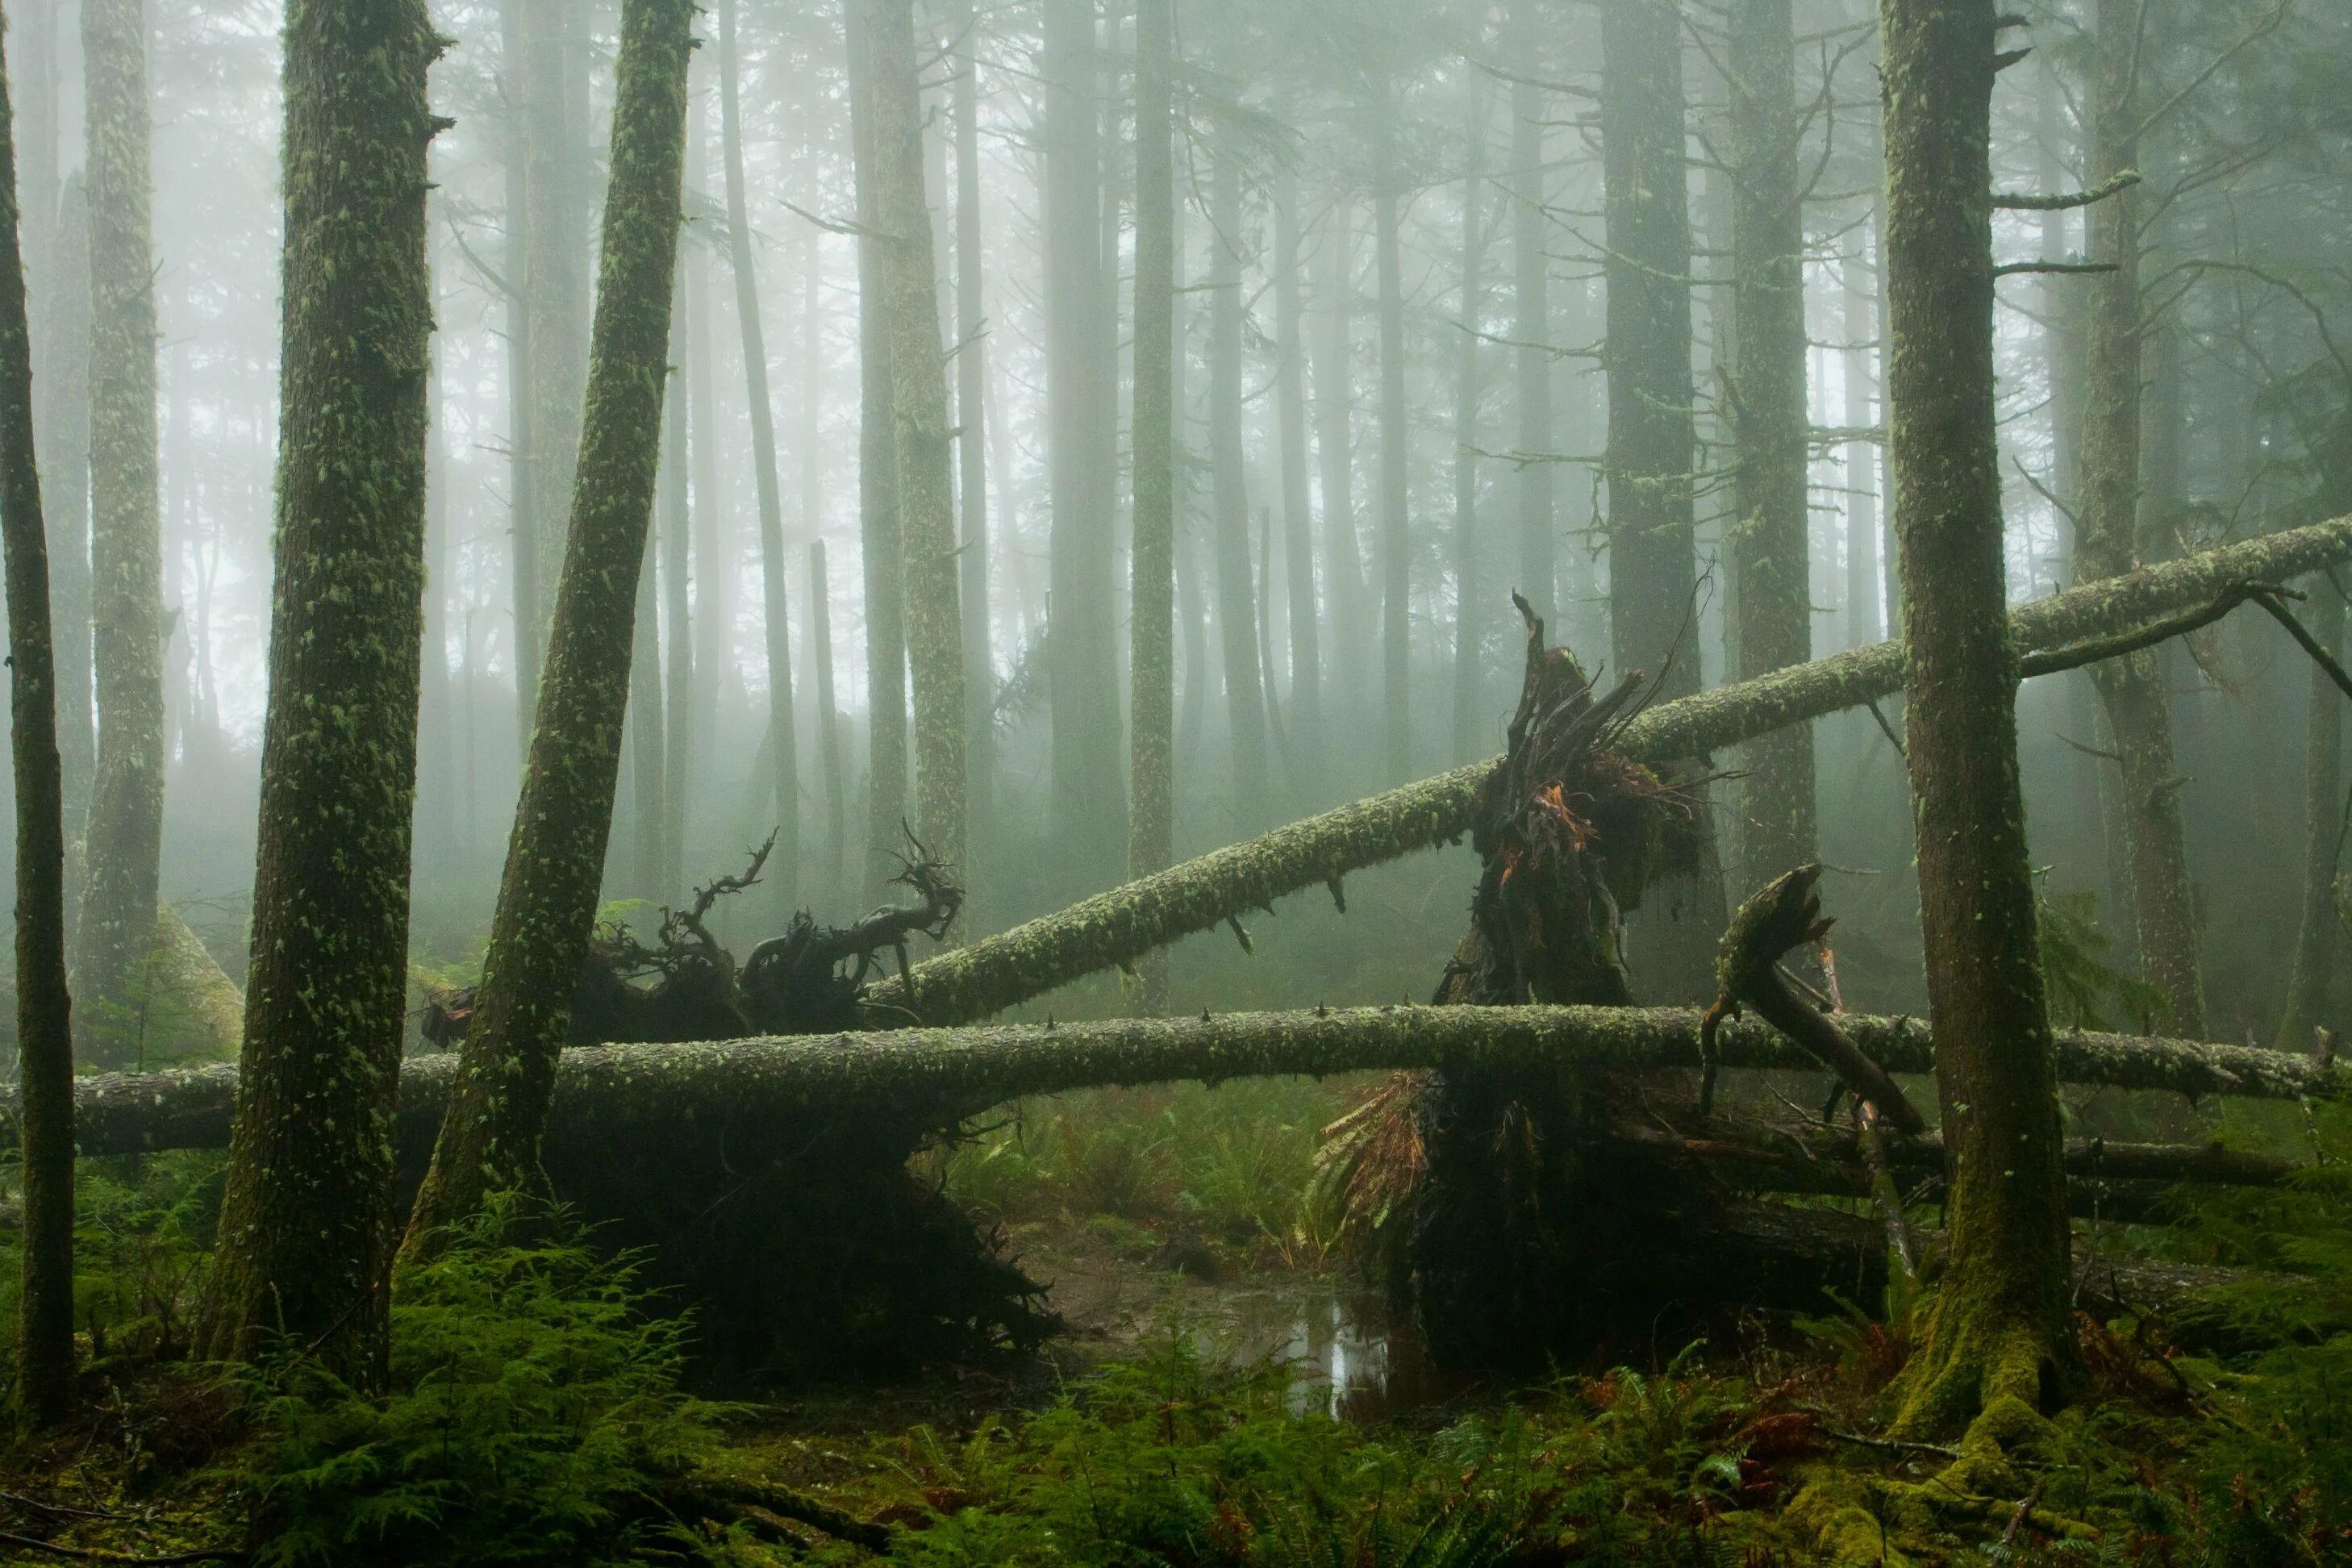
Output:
[1184, 1278, 1462, 1425]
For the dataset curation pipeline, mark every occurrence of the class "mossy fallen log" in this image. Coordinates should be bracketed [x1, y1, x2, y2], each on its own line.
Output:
[41, 1003, 2336, 1161]
[870, 516, 2352, 1025]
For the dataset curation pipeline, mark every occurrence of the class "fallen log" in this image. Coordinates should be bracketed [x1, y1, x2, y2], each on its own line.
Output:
[38, 1003, 2336, 1161]
[870, 515, 2352, 1025]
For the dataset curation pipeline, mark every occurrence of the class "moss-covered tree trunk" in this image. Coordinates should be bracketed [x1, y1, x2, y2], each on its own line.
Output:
[1451, 78, 1492, 765]
[402, 0, 694, 1253]
[864, 0, 967, 883]
[2076, 0, 2204, 1036]
[1878, 0, 2076, 1437]
[0, 15, 77, 1424]
[1726, 0, 1816, 891]
[1128, 0, 1176, 1015]
[716, 0, 801, 912]
[73, 0, 164, 1070]
[202, 0, 443, 1383]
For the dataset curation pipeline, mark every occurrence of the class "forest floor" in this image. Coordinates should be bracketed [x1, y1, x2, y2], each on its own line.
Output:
[0, 1078, 2345, 1566]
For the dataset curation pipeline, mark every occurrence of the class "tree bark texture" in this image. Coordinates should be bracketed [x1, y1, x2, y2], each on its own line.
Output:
[1878, 0, 2077, 1437]
[74, 0, 165, 1070]
[1726, 0, 1816, 892]
[865, 0, 968, 881]
[403, 0, 694, 1252]
[0, 13, 77, 1424]
[203, 0, 443, 1383]
[1127, 0, 1175, 1014]
[2075, 0, 2204, 1036]
[869, 516, 2352, 1027]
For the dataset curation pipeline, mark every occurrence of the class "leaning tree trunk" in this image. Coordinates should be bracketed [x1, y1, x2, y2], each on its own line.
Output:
[74, 0, 165, 1070]
[1878, 0, 2078, 1441]
[0, 18, 77, 1425]
[403, 0, 694, 1255]
[2076, 0, 2204, 1036]
[1726, 0, 1815, 892]
[717, 0, 801, 912]
[1128, 0, 1176, 1015]
[202, 0, 443, 1387]
[865, 0, 967, 883]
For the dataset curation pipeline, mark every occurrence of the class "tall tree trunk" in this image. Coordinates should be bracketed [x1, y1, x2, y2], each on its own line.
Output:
[1726, 0, 1815, 892]
[687, 101, 731, 866]
[1508, 0, 1554, 624]
[0, 12, 76, 1425]
[865, 0, 967, 884]
[44, 176, 88, 862]
[1208, 139, 1270, 823]
[808, 539, 847, 903]
[1128, 0, 1174, 1015]
[75, 0, 165, 1070]
[1452, 75, 1492, 765]
[203, 0, 444, 1384]
[2077, 0, 2203, 1035]
[718, 0, 801, 911]
[625, 507, 665, 897]
[953, 0, 995, 853]
[405, 0, 694, 1252]
[659, 268, 692, 899]
[1841, 236, 1879, 650]
[1044, 0, 1124, 888]
[502, 0, 540, 756]
[1372, 82, 1412, 786]
[1272, 171, 1320, 799]
[1312, 200, 1369, 719]
[2278, 432, 2350, 1051]
[849, 0, 907, 896]
[1878, 0, 2076, 1438]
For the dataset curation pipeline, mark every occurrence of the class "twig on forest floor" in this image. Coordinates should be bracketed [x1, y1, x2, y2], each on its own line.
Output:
[2003, 1476, 2049, 1545]
[0, 1530, 246, 1566]
[1814, 1423, 1960, 1461]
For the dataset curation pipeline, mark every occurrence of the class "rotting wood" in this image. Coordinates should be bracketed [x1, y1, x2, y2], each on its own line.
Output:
[868, 516, 2352, 1026]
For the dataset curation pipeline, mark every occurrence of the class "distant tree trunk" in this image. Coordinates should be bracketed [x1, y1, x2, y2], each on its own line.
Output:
[1841, 236, 1880, 650]
[718, 0, 800, 911]
[865, 0, 967, 884]
[849, 0, 907, 896]
[404, 0, 694, 1253]
[1208, 140, 1270, 823]
[1174, 215, 1208, 770]
[1878, 0, 2076, 1438]
[1044, 0, 1124, 888]
[808, 540, 848, 901]
[1372, 81, 1412, 786]
[1272, 171, 1320, 799]
[1128, 0, 1174, 1014]
[203, 0, 444, 1384]
[625, 510, 665, 898]
[0, 19, 76, 1425]
[43, 177, 89, 858]
[502, 0, 540, 749]
[1726, 0, 1815, 892]
[2279, 434, 2349, 1051]
[953, 0, 995, 850]
[686, 102, 731, 858]
[2078, 0, 2203, 1036]
[1508, 0, 1554, 625]
[1312, 200, 1369, 715]
[74, 0, 165, 1070]
[659, 270, 692, 898]
[1452, 76, 1492, 765]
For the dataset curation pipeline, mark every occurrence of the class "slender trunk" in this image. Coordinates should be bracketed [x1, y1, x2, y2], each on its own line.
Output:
[865, 0, 967, 883]
[1508, 0, 1554, 624]
[1373, 86, 1412, 786]
[1044, 0, 1124, 887]
[0, 14, 75, 1424]
[849, 0, 907, 895]
[659, 267, 692, 899]
[1312, 200, 1369, 717]
[45, 177, 89, 857]
[953, 0, 995, 848]
[1878, 0, 2076, 1436]
[75, 0, 165, 1070]
[405, 0, 694, 1252]
[503, 0, 540, 748]
[1273, 172, 1320, 798]
[204, 0, 444, 1383]
[626, 502, 665, 898]
[1128, 0, 1174, 1013]
[2279, 446, 2348, 1051]
[2079, 0, 2203, 1036]
[718, 0, 800, 911]
[1841, 238, 1880, 649]
[1452, 77, 1492, 765]
[808, 540, 847, 903]
[1726, 0, 1815, 891]
[1209, 141, 1269, 823]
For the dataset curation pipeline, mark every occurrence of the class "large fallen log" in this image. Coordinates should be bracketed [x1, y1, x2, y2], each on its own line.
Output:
[39, 1003, 2335, 1161]
[870, 516, 2352, 1025]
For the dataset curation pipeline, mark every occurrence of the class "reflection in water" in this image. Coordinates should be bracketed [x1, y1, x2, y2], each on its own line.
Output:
[1188, 1279, 1458, 1425]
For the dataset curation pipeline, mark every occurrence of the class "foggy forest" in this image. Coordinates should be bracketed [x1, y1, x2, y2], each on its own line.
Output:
[0, 0, 2345, 1558]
